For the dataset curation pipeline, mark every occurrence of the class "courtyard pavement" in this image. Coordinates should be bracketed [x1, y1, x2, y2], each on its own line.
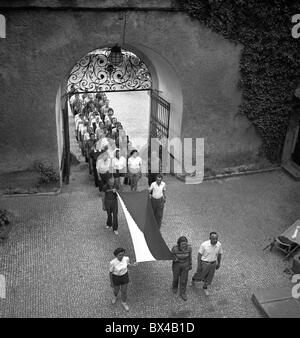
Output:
[0, 152, 299, 318]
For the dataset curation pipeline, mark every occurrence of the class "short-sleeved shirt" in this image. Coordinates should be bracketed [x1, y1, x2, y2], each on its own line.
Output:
[96, 137, 109, 151]
[199, 240, 223, 262]
[83, 132, 90, 141]
[128, 156, 142, 173]
[101, 106, 111, 115]
[171, 244, 192, 264]
[96, 157, 110, 174]
[149, 181, 166, 199]
[109, 256, 130, 276]
[112, 156, 127, 171]
[80, 125, 87, 137]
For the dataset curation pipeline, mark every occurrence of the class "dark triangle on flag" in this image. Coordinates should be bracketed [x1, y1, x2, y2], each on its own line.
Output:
[118, 190, 174, 261]
[143, 195, 174, 260]
[118, 191, 148, 232]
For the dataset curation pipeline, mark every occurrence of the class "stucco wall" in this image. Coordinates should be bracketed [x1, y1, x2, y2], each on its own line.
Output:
[0, 5, 263, 183]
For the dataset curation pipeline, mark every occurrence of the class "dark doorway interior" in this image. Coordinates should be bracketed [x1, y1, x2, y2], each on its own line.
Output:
[291, 121, 300, 166]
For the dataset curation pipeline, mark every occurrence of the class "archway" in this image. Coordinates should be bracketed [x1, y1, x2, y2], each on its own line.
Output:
[56, 44, 183, 185]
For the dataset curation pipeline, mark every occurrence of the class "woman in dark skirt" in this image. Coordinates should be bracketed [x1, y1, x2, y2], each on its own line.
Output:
[109, 247, 137, 311]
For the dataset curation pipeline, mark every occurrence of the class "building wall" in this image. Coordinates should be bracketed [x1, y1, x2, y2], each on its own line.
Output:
[0, 2, 263, 185]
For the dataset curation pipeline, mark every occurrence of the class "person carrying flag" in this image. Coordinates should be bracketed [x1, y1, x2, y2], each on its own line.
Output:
[149, 174, 166, 229]
[171, 236, 192, 301]
[109, 247, 137, 311]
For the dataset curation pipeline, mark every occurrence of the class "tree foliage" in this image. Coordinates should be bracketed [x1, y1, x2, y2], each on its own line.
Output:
[178, 0, 300, 162]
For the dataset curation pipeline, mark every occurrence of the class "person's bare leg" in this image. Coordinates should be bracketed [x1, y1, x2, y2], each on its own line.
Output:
[121, 284, 129, 311]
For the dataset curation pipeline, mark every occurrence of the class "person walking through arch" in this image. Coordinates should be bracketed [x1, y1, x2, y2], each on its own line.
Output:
[190, 232, 222, 296]
[109, 247, 137, 311]
[171, 236, 192, 301]
[127, 149, 142, 191]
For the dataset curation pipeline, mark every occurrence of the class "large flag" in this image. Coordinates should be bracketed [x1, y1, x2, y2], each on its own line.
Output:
[117, 190, 174, 262]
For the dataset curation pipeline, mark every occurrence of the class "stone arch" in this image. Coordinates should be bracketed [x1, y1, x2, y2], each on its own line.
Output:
[57, 43, 183, 173]
[59, 43, 183, 137]
[66, 47, 153, 93]
[56, 43, 183, 183]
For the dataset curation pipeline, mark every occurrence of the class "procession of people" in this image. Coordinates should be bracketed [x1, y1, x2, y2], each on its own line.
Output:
[69, 91, 223, 311]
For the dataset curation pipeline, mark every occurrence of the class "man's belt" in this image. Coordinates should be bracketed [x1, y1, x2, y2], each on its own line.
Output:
[202, 261, 216, 264]
[152, 196, 164, 200]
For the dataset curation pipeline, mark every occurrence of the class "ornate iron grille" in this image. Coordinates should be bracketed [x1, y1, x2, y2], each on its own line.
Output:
[150, 90, 170, 140]
[67, 48, 152, 93]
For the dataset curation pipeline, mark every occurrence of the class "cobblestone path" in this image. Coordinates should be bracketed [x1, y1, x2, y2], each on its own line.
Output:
[0, 139, 299, 317]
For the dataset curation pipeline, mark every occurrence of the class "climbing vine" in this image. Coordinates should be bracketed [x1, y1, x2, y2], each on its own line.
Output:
[178, 0, 300, 162]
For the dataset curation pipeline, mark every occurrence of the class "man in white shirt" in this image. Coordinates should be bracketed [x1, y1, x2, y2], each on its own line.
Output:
[101, 99, 111, 116]
[149, 174, 166, 229]
[191, 232, 222, 295]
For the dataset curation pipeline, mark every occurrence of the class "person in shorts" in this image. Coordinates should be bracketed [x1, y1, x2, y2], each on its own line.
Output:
[109, 247, 137, 311]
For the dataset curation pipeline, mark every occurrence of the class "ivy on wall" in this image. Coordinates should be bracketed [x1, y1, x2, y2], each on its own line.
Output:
[178, 0, 300, 162]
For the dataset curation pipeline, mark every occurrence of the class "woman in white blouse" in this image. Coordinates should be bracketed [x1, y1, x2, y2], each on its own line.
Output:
[127, 149, 142, 191]
[109, 247, 137, 311]
[112, 149, 127, 190]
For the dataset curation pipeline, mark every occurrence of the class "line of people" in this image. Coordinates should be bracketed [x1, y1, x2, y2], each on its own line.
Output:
[71, 90, 167, 231]
[70, 92, 166, 234]
[70, 91, 168, 311]
[70, 92, 222, 310]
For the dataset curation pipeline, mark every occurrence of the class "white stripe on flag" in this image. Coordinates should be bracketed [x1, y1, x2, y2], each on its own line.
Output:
[118, 193, 156, 263]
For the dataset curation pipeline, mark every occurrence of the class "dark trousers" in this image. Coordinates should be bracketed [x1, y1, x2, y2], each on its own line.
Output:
[88, 155, 93, 175]
[99, 172, 110, 192]
[151, 197, 165, 228]
[128, 173, 140, 191]
[105, 199, 118, 230]
[92, 159, 99, 187]
[172, 262, 189, 295]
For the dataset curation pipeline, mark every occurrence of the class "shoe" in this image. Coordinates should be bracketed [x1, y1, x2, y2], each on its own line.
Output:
[204, 289, 210, 296]
[105, 226, 111, 229]
[172, 288, 178, 294]
[114, 230, 119, 235]
[112, 296, 117, 304]
[121, 302, 129, 311]
[180, 293, 187, 301]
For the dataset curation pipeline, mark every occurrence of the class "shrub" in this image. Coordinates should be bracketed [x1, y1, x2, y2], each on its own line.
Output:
[0, 209, 10, 229]
[33, 161, 60, 184]
[178, 0, 300, 162]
